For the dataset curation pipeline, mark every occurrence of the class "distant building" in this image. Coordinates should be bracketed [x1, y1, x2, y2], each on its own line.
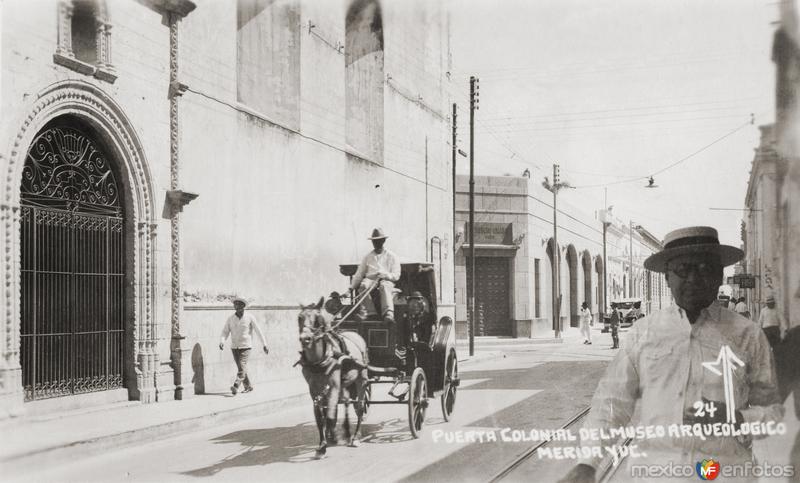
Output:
[742, 0, 800, 329]
[743, 125, 780, 319]
[454, 174, 668, 339]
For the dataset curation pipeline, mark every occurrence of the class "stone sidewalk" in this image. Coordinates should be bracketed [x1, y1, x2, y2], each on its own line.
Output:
[0, 343, 504, 477]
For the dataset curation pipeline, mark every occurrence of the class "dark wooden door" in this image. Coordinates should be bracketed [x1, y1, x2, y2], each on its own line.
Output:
[468, 257, 511, 336]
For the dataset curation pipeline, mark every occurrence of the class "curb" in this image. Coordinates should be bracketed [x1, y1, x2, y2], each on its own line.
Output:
[2, 391, 308, 477]
[458, 351, 506, 366]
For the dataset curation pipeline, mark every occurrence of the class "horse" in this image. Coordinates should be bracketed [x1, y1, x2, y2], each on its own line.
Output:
[297, 297, 369, 459]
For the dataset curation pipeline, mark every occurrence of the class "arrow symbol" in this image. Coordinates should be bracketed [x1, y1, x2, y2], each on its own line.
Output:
[702, 345, 745, 423]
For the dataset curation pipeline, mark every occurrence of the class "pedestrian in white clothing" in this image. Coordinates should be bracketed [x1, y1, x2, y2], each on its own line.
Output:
[219, 296, 269, 395]
[735, 296, 751, 319]
[759, 294, 788, 348]
[580, 301, 593, 345]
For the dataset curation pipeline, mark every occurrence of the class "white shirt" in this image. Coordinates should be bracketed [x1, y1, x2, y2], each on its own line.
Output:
[735, 301, 749, 315]
[758, 305, 787, 330]
[350, 248, 401, 289]
[579, 302, 783, 469]
[580, 307, 592, 324]
[220, 312, 267, 349]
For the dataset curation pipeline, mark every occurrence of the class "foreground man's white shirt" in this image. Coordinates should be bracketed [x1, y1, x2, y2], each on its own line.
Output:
[579, 301, 783, 478]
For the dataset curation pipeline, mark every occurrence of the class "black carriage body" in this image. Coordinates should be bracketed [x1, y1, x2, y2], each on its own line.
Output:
[337, 262, 456, 396]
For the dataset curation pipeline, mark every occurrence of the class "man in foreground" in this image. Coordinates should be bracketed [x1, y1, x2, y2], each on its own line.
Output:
[560, 226, 783, 482]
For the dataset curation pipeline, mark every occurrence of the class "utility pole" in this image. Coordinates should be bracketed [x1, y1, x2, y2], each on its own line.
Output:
[452, 103, 457, 258]
[468, 76, 479, 356]
[545, 163, 571, 338]
[629, 219, 634, 297]
[553, 164, 560, 338]
[602, 188, 609, 319]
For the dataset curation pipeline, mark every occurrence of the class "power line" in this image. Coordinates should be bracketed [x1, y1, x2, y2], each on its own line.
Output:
[484, 114, 748, 134]
[479, 104, 755, 127]
[570, 117, 754, 189]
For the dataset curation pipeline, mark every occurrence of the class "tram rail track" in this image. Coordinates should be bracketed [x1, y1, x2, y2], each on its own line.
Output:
[489, 406, 633, 483]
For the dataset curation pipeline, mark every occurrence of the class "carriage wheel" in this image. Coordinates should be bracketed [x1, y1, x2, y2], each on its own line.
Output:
[408, 368, 428, 438]
[441, 350, 458, 422]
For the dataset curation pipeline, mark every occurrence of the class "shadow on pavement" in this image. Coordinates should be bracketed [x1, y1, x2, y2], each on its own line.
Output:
[181, 418, 404, 477]
[181, 423, 320, 477]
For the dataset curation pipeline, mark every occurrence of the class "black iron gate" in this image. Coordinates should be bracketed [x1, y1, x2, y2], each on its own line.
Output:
[20, 125, 125, 401]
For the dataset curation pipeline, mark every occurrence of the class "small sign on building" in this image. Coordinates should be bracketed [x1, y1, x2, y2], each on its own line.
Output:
[732, 274, 756, 288]
[465, 222, 513, 245]
[738, 275, 756, 289]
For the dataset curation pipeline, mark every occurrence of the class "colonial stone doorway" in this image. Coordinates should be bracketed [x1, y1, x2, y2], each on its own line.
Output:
[19, 121, 126, 401]
[467, 257, 511, 336]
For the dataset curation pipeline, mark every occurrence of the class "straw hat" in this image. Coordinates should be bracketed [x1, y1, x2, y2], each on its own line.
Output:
[232, 295, 248, 307]
[368, 227, 388, 240]
[643, 226, 743, 274]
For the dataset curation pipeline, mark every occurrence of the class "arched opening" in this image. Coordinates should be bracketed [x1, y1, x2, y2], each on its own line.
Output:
[345, 0, 384, 163]
[566, 245, 578, 327]
[582, 250, 592, 312]
[236, 0, 301, 128]
[19, 117, 127, 401]
[546, 238, 560, 329]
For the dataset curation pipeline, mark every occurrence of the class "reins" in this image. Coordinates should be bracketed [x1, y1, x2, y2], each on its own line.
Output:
[329, 279, 380, 331]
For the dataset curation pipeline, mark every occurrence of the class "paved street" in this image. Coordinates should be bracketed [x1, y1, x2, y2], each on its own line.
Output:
[18, 335, 614, 483]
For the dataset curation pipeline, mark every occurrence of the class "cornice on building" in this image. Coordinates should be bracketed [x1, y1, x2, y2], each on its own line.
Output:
[636, 225, 663, 251]
[745, 124, 778, 208]
[142, 0, 197, 18]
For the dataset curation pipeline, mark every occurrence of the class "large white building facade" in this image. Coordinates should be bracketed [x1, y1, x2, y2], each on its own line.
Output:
[742, 0, 800, 330]
[0, 0, 455, 417]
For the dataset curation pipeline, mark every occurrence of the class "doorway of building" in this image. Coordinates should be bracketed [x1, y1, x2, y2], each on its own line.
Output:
[467, 257, 511, 336]
[19, 121, 126, 401]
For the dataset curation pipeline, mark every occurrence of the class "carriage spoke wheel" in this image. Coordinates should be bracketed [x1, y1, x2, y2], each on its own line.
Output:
[408, 368, 428, 438]
[441, 350, 458, 422]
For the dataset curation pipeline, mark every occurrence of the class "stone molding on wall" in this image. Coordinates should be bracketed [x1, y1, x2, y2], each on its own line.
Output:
[0, 80, 157, 412]
[166, 5, 198, 401]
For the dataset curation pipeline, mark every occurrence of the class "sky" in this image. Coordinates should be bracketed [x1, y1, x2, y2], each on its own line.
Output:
[448, 0, 778, 255]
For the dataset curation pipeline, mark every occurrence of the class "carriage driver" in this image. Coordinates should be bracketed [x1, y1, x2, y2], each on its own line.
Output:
[348, 228, 401, 325]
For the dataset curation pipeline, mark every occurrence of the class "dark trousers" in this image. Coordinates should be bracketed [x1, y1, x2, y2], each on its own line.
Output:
[611, 326, 619, 348]
[231, 348, 252, 389]
[763, 326, 781, 349]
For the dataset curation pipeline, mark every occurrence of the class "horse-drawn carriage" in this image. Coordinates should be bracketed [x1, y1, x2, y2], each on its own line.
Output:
[297, 261, 459, 458]
[337, 261, 460, 437]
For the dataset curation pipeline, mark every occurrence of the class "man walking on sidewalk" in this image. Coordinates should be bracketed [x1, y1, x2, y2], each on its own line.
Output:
[219, 296, 269, 395]
[735, 296, 751, 319]
[758, 294, 787, 349]
[608, 303, 620, 349]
